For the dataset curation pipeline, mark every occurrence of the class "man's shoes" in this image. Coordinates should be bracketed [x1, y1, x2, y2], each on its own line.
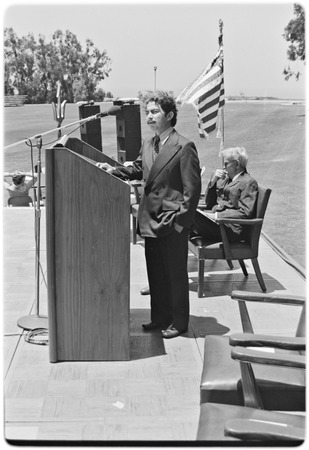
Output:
[140, 286, 150, 295]
[161, 325, 187, 339]
[142, 322, 163, 331]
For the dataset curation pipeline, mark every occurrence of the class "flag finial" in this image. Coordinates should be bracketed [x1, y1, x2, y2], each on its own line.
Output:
[219, 20, 223, 46]
[219, 19, 223, 34]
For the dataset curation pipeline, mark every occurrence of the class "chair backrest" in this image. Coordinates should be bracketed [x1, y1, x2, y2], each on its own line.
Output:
[7, 195, 33, 207]
[255, 185, 272, 219]
[245, 185, 271, 251]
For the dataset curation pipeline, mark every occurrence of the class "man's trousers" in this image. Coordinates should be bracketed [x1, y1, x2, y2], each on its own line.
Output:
[144, 228, 189, 332]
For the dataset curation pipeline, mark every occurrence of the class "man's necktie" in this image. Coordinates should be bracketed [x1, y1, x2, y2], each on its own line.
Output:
[152, 135, 160, 160]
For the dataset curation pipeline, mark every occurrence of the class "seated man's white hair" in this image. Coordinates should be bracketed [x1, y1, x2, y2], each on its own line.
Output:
[219, 147, 248, 168]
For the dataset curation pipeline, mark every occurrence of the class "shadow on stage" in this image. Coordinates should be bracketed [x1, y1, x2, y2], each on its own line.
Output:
[188, 272, 285, 298]
[129, 309, 229, 361]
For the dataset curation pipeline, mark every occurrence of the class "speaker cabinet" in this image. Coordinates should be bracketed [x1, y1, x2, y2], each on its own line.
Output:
[114, 102, 142, 163]
[79, 103, 102, 151]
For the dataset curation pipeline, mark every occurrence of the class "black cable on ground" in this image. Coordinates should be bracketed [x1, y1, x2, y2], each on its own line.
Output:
[25, 328, 48, 345]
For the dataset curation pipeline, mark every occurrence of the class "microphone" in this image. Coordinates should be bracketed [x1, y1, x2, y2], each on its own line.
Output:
[97, 105, 122, 118]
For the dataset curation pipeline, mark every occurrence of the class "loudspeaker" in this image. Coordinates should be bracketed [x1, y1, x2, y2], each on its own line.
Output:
[79, 103, 102, 151]
[114, 101, 142, 163]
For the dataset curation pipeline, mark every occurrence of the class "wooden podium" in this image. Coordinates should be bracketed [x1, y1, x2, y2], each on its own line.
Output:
[45, 137, 130, 361]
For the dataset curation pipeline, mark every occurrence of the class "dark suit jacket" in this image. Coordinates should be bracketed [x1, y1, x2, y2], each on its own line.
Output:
[117, 129, 201, 238]
[204, 170, 258, 235]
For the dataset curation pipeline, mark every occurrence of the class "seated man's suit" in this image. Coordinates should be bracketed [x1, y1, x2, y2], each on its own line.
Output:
[193, 170, 258, 242]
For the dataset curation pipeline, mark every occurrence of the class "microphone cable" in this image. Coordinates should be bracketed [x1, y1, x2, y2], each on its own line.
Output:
[4, 105, 119, 151]
[25, 327, 48, 345]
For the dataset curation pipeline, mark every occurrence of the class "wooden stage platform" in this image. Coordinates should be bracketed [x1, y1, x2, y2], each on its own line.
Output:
[3, 207, 306, 443]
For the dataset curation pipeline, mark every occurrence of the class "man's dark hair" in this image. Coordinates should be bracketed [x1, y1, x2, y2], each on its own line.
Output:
[145, 91, 178, 126]
[12, 174, 25, 186]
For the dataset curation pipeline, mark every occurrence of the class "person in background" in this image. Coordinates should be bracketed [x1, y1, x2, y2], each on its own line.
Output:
[4, 170, 38, 198]
[191, 147, 258, 242]
[96, 92, 201, 339]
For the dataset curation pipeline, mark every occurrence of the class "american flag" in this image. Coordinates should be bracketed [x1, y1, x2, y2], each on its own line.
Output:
[176, 44, 225, 139]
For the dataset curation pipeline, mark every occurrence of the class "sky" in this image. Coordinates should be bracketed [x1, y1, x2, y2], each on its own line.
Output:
[2, 0, 306, 100]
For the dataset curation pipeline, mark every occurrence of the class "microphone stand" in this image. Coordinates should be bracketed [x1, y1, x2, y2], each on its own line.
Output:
[17, 137, 48, 331]
[52, 81, 67, 139]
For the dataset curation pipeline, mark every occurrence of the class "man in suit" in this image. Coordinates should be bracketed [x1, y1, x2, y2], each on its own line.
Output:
[192, 147, 258, 242]
[96, 92, 201, 339]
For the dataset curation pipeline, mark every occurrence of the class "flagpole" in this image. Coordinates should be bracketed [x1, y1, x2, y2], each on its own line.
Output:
[219, 19, 224, 151]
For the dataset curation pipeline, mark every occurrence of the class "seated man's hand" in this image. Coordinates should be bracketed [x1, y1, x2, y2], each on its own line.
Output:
[96, 162, 115, 173]
[209, 169, 228, 186]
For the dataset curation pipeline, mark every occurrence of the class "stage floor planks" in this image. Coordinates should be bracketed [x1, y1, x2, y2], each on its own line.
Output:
[3, 207, 306, 443]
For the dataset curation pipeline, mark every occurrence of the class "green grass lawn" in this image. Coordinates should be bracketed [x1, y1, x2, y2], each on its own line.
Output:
[3, 100, 306, 268]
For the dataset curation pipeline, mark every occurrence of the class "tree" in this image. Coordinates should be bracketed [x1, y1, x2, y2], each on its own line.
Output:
[4, 28, 112, 103]
[282, 4, 305, 81]
[93, 88, 106, 102]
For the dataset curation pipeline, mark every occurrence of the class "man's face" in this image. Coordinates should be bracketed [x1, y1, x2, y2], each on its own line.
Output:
[145, 101, 171, 135]
[223, 157, 238, 179]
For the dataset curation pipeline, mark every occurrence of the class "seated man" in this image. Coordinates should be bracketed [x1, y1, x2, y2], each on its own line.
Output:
[191, 147, 258, 242]
[4, 170, 38, 198]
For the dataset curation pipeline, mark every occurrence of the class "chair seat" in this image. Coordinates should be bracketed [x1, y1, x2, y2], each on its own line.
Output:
[197, 402, 305, 441]
[189, 237, 256, 260]
[200, 335, 305, 411]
